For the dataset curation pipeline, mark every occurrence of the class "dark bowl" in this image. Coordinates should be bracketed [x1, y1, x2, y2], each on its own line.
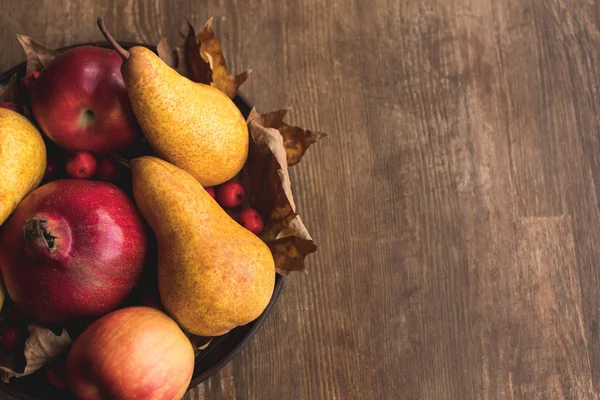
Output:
[0, 42, 284, 400]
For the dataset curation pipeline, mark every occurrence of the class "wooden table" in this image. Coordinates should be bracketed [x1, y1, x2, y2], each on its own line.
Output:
[2, 0, 600, 398]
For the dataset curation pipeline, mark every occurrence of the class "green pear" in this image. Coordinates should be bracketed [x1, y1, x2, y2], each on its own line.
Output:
[131, 156, 275, 337]
[0, 108, 46, 226]
[98, 18, 248, 187]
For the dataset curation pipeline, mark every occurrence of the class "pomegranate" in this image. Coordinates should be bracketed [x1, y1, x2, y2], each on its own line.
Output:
[0, 180, 148, 323]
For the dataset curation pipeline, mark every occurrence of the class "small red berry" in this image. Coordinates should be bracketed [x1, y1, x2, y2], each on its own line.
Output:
[238, 208, 264, 234]
[44, 158, 59, 182]
[205, 187, 216, 199]
[0, 326, 21, 349]
[95, 158, 121, 182]
[0, 102, 20, 113]
[66, 151, 97, 179]
[45, 360, 69, 388]
[216, 181, 245, 208]
[21, 71, 39, 90]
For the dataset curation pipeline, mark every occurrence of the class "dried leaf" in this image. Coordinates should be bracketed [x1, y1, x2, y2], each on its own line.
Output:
[183, 21, 212, 85]
[270, 233, 317, 274]
[0, 325, 71, 382]
[157, 18, 251, 98]
[246, 109, 321, 275]
[248, 108, 326, 167]
[185, 333, 212, 356]
[15, 35, 58, 73]
[0, 74, 18, 103]
[196, 17, 251, 98]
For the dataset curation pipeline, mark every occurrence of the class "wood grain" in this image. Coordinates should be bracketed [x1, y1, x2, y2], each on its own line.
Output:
[2, 0, 600, 398]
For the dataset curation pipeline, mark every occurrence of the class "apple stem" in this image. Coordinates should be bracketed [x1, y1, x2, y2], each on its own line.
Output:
[97, 17, 130, 60]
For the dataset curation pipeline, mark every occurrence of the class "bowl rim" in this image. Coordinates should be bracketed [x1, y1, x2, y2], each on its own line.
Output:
[0, 41, 285, 400]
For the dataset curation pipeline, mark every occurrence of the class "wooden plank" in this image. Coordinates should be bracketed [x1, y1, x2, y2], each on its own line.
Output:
[0, 0, 599, 399]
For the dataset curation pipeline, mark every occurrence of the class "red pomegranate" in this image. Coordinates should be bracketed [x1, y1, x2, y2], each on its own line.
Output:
[0, 180, 147, 323]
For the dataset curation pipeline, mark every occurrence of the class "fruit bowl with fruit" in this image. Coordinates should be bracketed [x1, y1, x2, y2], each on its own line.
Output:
[0, 16, 322, 400]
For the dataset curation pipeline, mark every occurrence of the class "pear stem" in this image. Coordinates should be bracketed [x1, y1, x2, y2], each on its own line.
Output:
[109, 153, 132, 169]
[97, 17, 130, 60]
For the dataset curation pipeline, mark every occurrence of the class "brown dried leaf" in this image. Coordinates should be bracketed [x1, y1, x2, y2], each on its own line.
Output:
[185, 333, 212, 356]
[157, 18, 251, 98]
[247, 108, 326, 167]
[196, 17, 251, 98]
[0, 325, 71, 382]
[183, 21, 212, 84]
[245, 109, 320, 275]
[15, 35, 58, 73]
[0, 74, 18, 103]
[270, 232, 317, 274]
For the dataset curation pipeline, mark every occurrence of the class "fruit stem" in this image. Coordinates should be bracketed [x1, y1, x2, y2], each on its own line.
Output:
[97, 17, 130, 60]
[109, 153, 132, 169]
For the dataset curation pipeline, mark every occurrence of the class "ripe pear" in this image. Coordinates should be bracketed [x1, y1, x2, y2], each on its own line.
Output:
[0, 108, 46, 226]
[131, 156, 275, 336]
[98, 18, 248, 187]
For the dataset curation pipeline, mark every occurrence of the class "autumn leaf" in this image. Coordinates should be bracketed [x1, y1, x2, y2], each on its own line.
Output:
[183, 21, 212, 85]
[196, 17, 251, 98]
[185, 333, 212, 355]
[247, 108, 326, 167]
[15, 35, 58, 74]
[245, 108, 320, 275]
[0, 325, 71, 382]
[156, 17, 251, 98]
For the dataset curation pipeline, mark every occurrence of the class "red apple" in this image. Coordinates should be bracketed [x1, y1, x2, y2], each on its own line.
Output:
[67, 307, 194, 400]
[31, 46, 139, 155]
[0, 180, 147, 323]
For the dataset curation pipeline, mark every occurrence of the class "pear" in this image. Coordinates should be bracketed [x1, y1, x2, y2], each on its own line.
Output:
[98, 18, 248, 187]
[131, 156, 275, 336]
[0, 108, 46, 226]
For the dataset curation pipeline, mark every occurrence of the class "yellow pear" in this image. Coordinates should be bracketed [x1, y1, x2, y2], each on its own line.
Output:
[0, 108, 46, 226]
[98, 18, 248, 187]
[131, 156, 275, 337]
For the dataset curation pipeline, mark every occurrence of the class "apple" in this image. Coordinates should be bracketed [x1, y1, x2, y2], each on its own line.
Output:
[0, 180, 147, 323]
[31, 46, 139, 155]
[67, 307, 194, 400]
